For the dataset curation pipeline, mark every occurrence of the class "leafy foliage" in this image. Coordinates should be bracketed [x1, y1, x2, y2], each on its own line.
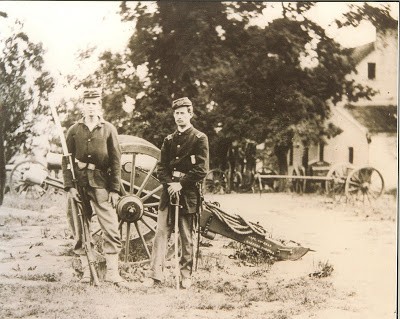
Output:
[75, 2, 388, 172]
[335, 3, 398, 30]
[0, 18, 54, 204]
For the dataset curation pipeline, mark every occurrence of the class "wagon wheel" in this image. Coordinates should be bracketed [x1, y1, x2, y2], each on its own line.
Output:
[117, 135, 163, 263]
[290, 166, 305, 194]
[345, 167, 384, 204]
[326, 163, 353, 201]
[9, 160, 49, 199]
[203, 169, 228, 194]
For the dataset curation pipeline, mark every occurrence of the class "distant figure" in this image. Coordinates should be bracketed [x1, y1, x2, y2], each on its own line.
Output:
[243, 139, 257, 173]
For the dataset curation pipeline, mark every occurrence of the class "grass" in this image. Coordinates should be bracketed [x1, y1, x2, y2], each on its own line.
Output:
[1, 191, 393, 319]
[2, 192, 67, 212]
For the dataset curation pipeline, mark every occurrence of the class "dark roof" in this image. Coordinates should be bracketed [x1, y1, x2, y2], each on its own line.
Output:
[349, 42, 375, 65]
[344, 104, 398, 133]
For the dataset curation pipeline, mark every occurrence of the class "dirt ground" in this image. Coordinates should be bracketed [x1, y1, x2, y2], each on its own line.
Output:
[0, 191, 397, 319]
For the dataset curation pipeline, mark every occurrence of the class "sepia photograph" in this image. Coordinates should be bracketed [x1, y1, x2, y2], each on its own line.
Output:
[0, 1, 398, 318]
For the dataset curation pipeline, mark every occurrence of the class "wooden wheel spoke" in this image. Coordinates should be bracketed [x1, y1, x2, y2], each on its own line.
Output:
[124, 222, 131, 262]
[129, 153, 137, 194]
[136, 161, 158, 197]
[348, 180, 361, 187]
[120, 181, 127, 196]
[144, 202, 159, 208]
[118, 219, 124, 231]
[143, 211, 158, 219]
[367, 189, 378, 199]
[134, 221, 151, 259]
[140, 184, 163, 202]
[140, 217, 156, 233]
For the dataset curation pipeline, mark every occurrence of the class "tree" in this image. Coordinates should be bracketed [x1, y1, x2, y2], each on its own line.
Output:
[80, 2, 264, 162]
[335, 2, 398, 30]
[83, 2, 387, 175]
[0, 17, 54, 205]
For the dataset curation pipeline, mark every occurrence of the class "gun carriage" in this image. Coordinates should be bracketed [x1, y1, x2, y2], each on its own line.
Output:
[7, 135, 311, 263]
[204, 161, 384, 204]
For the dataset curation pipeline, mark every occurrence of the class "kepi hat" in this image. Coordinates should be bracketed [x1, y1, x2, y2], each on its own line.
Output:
[83, 88, 102, 99]
[172, 97, 192, 110]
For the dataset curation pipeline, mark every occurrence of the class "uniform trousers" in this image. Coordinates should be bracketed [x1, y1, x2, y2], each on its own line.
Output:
[149, 206, 195, 281]
[66, 186, 121, 256]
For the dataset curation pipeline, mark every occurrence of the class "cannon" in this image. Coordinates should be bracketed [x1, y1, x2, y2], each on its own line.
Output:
[8, 135, 311, 263]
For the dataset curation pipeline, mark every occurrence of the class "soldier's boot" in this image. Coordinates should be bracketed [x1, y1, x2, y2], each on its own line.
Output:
[104, 254, 125, 284]
[79, 255, 91, 283]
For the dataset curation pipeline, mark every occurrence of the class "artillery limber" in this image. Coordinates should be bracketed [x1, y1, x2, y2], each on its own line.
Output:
[7, 135, 311, 264]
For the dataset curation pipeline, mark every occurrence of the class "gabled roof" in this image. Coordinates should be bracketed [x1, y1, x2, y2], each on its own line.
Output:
[349, 42, 375, 65]
[344, 104, 397, 133]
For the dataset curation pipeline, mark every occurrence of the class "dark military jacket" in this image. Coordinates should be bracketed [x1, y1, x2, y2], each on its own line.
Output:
[62, 117, 121, 193]
[157, 126, 209, 213]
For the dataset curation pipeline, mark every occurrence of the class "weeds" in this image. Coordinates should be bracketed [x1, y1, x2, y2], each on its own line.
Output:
[16, 272, 62, 282]
[309, 260, 334, 278]
[227, 242, 277, 266]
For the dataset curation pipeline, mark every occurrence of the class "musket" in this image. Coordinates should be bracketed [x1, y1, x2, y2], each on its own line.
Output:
[50, 104, 100, 286]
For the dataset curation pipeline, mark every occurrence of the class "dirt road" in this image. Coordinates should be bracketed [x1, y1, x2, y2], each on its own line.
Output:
[0, 192, 397, 319]
[207, 193, 397, 319]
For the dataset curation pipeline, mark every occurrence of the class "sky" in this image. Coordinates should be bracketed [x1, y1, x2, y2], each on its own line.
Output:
[0, 1, 398, 102]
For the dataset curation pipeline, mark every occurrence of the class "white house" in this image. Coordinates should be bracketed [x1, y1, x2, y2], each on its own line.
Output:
[289, 26, 398, 190]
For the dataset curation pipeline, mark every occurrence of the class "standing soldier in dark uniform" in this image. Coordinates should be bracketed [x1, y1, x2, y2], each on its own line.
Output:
[144, 97, 209, 288]
[62, 88, 124, 284]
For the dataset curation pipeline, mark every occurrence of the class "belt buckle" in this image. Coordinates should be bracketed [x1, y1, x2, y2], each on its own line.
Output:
[172, 171, 181, 178]
[77, 161, 87, 169]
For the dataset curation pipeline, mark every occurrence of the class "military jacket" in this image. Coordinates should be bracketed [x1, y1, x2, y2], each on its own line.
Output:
[62, 117, 121, 193]
[157, 126, 209, 213]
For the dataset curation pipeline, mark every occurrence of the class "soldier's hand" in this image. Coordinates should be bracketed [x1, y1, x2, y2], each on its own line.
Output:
[167, 182, 182, 197]
[68, 188, 81, 203]
[108, 191, 120, 208]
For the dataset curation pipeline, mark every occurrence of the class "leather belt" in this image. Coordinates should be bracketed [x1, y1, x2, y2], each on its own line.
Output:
[75, 159, 96, 170]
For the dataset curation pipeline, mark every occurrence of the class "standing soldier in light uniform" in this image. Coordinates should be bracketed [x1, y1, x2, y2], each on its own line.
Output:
[62, 88, 124, 284]
[144, 97, 209, 289]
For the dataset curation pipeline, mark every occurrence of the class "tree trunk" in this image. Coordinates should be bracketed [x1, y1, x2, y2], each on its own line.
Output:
[0, 102, 5, 206]
[274, 145, 289, 192]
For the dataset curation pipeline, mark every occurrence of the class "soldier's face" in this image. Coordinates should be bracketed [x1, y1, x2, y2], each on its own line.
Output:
[173, 106, 192, 127]
[82, 98, 101, 118]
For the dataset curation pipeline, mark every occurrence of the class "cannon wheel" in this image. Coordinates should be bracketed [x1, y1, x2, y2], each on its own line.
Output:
[345, 167, 384, 204]
[290, 166, 305, 194]
[116, 135, 164, 263]
[325, 162, 354, 201]
[9, 160, 49, 199]
[204, 169, 228, 194]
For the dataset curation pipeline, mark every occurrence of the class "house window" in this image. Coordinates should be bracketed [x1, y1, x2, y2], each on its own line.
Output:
[368, 63, 376, 79]
[348, 147, 354, 164]
[319, 143, 324, 161]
